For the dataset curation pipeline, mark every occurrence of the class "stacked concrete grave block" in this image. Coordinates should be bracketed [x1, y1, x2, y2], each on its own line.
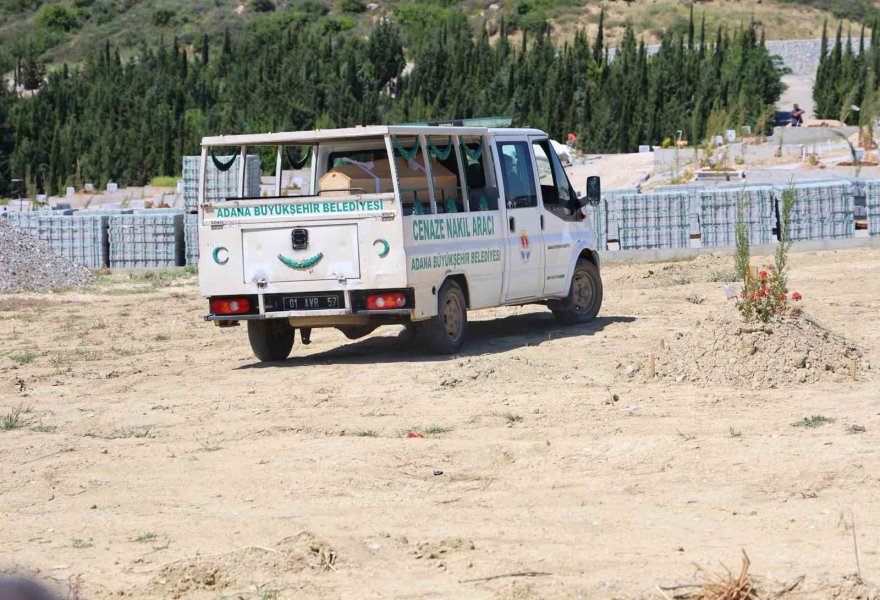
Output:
[654, 183, 705, 236]
[700, 186, 774, 247]
[776, 181, 854, 241]
[848, 178, 867, 219]
[184, 214, 199, 266]
[866, 180, 880, 236]
[109, 213, 184, 268]
[600, 187, 640, 243]
[618, 192, 690, 250]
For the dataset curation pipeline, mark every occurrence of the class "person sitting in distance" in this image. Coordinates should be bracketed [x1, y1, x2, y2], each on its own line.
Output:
[791, 104, 805, 127]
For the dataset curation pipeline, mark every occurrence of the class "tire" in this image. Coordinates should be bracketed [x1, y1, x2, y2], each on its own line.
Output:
[247, 319, 295, 362]
[415, 280, 468, 354]
[551, 259, 603, 325]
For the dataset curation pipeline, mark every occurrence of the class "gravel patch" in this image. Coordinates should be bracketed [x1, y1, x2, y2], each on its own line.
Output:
[0, 219, 95, 292]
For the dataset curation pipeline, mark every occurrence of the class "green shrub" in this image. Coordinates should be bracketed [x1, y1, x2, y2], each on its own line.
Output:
[395, 2, 461, 41]
[319, 16, 354, 34]
[340, 0, 366, 13]
[250, 0, 275, 12]
[2, 0, 42, 14]
[291, 0, 327, 18]
[151, 8, 175, 26]
[34, 4, 78, 32]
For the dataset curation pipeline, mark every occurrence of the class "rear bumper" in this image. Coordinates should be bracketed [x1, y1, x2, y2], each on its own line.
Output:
[203, 308, 411, 322]
[203, 288, 414, 321]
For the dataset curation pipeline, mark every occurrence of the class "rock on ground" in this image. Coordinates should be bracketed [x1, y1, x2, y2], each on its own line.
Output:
[0, 219, 94, 292]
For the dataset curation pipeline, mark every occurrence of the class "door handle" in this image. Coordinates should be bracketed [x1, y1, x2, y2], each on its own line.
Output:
[540, 214, 544, 230]
[509, 216, 515, 232]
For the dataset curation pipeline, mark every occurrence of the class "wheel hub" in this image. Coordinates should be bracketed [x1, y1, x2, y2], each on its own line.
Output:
[442, 294, 463, 339]
[572, 272, 595, 313]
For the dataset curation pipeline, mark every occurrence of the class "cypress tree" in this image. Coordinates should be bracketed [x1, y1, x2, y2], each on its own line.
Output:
[687, 4, 695, 49]
[201, 34, 210, 66]
[592, 7, 604, 65]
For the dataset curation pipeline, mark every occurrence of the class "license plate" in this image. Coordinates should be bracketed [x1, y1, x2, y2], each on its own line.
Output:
[282, 294, 343, 310]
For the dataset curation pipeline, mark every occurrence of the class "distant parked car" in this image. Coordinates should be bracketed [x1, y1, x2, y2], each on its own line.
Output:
[774, 111, 793, 128]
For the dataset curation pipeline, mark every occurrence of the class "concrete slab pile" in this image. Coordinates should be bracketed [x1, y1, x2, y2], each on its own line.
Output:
[109, 213, 184, 269]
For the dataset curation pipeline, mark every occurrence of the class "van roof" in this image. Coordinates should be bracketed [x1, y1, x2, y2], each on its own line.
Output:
[200, 125, 546, 147]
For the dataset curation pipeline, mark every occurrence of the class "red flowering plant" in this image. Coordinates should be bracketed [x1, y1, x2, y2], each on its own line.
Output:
[733, 183, 802, 323]
[736, 264, 803, 322]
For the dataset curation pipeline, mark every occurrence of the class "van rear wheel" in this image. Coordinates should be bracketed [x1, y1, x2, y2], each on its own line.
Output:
[248, 319, 295, 362]
[551, 259, 603, 324]
[415, 280, 467, 354]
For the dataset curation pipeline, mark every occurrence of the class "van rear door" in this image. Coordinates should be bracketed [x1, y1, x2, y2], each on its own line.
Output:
[202, 195, 392, 291]
[241, 222, 360, 284]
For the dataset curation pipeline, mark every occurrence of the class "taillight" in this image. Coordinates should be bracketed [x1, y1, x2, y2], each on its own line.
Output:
[210, 298, 251, 315]
[365, 293, 407, 310]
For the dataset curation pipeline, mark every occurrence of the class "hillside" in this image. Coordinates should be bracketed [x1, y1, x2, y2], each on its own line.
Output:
[0, 0, 873, 65]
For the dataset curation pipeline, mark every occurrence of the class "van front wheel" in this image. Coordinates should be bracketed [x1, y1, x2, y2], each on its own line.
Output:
[415, 280, 467, 354]
[247, 319, 295, 362]
[551, 259, 603, 324]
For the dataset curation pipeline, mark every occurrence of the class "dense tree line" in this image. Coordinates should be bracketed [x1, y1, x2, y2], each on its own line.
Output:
[0, 8, 785, 197]
[398, 9, 784, 153]
[814, 18, 880, 123]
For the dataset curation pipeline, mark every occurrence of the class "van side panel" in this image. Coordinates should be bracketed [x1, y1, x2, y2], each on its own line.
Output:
[404, 212, 504, 319]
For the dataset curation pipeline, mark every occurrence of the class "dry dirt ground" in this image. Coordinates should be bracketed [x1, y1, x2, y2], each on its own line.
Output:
[2, 249, 880, 600]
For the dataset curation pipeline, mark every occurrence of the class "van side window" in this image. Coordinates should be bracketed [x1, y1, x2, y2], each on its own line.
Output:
[532, 139, 577, 219]
[460, 136, 498, 211]
[389, 137, 434, 216]
[497, 141, 537, 209]
[426, 136, 464, 214]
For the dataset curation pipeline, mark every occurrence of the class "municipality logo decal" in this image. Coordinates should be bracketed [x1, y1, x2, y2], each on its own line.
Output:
[519, 230, 531, 262]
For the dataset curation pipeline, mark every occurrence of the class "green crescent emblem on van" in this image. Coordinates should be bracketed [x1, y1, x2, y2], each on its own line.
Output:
[373, 239, 390, 258]
[278, 253, 324, 269]
[212, 247, 229, 265]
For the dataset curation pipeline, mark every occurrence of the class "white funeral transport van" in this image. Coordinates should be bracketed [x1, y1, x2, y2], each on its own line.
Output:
[198, 124, 603, 362]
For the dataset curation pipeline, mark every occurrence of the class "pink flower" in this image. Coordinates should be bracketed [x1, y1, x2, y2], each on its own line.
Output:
[782, 293, 787, 301]
[759, 270, 768, 278]
[792, 292, 802, 301]
[759, 289, 767, 297]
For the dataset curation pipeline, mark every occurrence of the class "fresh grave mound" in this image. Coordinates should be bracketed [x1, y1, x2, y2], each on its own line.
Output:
[0, 220, 94, 292]
[620, 308, 869, 388]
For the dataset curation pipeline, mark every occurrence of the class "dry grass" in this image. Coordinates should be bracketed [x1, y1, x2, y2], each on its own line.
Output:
[0, 298, 53, 312]
[660, 551, 761, 600]
[695, 552, 759, 600]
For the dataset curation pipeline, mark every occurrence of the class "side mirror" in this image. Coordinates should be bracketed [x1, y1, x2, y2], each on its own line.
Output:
[584, 176, 601, 207]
